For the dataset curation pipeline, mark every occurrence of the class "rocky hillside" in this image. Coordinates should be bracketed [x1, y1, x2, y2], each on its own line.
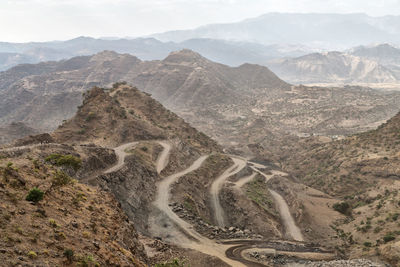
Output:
[270, 112, 400, 265]
[0, 143, 147, 266]
[267, 51, 399, 84]
[0, 82, 228, 266]
[281, 112, 400, 196]
[53, 84, 219, 152]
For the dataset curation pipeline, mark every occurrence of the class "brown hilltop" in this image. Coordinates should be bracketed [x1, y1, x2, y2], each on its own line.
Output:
[53, 83, 220, 152]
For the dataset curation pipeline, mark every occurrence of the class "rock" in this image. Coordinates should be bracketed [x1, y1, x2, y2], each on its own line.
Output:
[93, 241, 100, 249]
[71, 220, 79, 228]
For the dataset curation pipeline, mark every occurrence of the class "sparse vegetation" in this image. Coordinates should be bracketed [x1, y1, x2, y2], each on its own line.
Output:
[333, 201, 352, 216]
[383, 233, 396, 243]
[52, 170, 73, 186]
[245, 176, 275, 214]
[155, 258, 187, 267]
[45, 154, 82, 171]
[64, 249, 75, 263]
[26, 187, 44, 203]
[27, 251, 37, 259]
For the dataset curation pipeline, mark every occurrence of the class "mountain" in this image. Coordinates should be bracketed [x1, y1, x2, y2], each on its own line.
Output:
[152, 13, 400, 49]
[0, 49, 289, 137]
[47, 84, 298, 266]
[178, 38, 313, 66]
[0, 37, 180, 71]
[267, 51, 400, 84]
[350, 43, 400, 66]
[0, 83, 227, 266]
[1, 50, 400, 151]
[0, 36, 316, 71]
[350, 43, 400, 78]
[53, 84, 219, 152]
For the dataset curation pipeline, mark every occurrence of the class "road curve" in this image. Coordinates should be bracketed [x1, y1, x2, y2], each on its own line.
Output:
[233, 172, 257, 189]
[251, 166, 303, 242]
[152, 155, 247, 267]
[156, 141, 172, 174]
[210, 157, 247, 227]
[104, 142, 138, 174]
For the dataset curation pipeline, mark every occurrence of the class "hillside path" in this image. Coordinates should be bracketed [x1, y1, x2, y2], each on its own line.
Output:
[250, 165, 303, 241]
[210, 157, 247, 227]
[104, 142, 138, 174]
[156, 141, 171, 174]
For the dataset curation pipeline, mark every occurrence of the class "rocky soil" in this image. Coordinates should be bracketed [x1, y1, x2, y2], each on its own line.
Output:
[0, 143, 147, 266]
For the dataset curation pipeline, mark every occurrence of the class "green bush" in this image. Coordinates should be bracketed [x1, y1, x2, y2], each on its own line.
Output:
[363, 241, 372, 247]
[26, 187, 44, 203]
[333, 201, 352, 215]
[45, 154, 82, 171]
[52, 170, 72, 186]
[63, 249, 74, 263]
[383, 233, 395, 243]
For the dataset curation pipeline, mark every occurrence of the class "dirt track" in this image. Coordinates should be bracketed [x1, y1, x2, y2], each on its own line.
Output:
[104, 142, 138, 173]
[156, 141, 171, 174]
[210, 157, 247, 227]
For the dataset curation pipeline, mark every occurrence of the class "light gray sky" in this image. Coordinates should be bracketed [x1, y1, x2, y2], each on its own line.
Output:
[1, 0, 400, 42]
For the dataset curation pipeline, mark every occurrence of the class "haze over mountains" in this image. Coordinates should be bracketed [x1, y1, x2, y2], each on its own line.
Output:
[152, 13, 400, 49]
[3, 13, 400, 87]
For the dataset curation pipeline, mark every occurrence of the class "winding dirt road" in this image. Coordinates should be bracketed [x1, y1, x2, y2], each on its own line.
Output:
[269, 189, 304, 241]
[104, 142, 138, 174]
[156, 141, 171, 174]
[233, 172, 257, 189]
[151, 154, 247, 267]
[250, 165, 304, 241]
[147, 144, 332, 266]
[210, 157, 247, 227]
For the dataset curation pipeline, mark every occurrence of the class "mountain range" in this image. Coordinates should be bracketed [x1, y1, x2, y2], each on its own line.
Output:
[1, 50, 400, 158]
[0, 36, 314, 72]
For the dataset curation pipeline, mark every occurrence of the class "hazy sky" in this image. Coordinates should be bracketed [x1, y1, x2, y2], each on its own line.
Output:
[2, 0, 400, 42]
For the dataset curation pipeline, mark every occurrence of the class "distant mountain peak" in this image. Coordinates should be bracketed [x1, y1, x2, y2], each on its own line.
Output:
[89, 50, 140, 63]
[163, 49, 207, 64]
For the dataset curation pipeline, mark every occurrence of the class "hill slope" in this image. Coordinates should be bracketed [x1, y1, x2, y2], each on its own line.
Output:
[275, 111, 400, 265]
[53, 84, 219, 153]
